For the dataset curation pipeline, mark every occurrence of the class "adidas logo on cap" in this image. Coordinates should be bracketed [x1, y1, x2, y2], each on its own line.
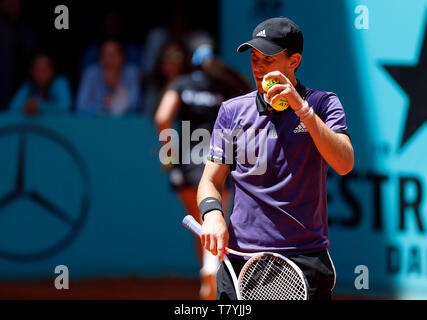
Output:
[256, 29, 266, 37]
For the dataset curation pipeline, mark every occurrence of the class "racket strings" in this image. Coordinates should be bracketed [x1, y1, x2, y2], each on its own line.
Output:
[248, 259, 302, 299]
[239, 255, 306, 300]
[243, 259, 304, 299]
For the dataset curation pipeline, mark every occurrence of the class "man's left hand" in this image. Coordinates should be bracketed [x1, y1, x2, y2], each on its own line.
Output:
[264, 71, 305, 112]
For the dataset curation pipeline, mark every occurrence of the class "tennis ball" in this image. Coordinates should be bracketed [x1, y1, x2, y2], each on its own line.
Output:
[262, 77, 279, 92]
[261, 77, 289, 111]
[271, 98, 289, 111]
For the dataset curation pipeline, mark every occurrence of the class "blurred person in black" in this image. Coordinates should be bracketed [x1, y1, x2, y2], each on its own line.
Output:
[140, 5, 213, 110]
[140, 6, 190, 85]
[155, 39, 251, 300]
[143, 41, 190, 119]
[0, 0, 36, 111]
[8, 51, 72, 115]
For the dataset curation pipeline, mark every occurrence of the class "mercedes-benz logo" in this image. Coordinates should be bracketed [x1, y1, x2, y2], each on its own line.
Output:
[0, 124, 90, 262]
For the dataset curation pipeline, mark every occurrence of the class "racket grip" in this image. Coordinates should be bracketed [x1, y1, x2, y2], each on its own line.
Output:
[182, 215, 201, 238]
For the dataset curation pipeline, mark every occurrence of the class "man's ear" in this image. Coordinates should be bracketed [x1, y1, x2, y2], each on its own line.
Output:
[289, 53, 302, 71]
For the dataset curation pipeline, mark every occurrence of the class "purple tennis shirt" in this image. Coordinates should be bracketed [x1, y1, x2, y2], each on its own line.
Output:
[207, 82, 349, 256]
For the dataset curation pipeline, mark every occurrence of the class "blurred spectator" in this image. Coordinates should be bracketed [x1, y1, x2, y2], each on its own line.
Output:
[143, 41, 190, 119]
[140, 6, 212, 103]
[0, 0, 37, 111]
[8, 52, 72, 115]
[80, 11, 140, 71]
[76, 40, 140, 116]
[140, 6, 188, 83]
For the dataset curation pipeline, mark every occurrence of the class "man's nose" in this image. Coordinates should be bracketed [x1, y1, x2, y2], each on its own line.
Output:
[253, 65, 265, 74]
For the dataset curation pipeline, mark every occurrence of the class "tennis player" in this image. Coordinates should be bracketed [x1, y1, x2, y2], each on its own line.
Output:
[197, 17, 354, 300]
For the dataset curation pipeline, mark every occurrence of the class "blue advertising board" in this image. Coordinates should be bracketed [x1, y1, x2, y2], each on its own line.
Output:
[0, 116, 199, 279]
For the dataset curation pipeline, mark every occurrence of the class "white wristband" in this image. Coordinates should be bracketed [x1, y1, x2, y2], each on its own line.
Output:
[295, 100, 309, 117]
[300, 107, 314, 121]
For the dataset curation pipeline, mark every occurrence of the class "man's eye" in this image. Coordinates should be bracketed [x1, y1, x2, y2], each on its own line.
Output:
[265, 56, 273, 62]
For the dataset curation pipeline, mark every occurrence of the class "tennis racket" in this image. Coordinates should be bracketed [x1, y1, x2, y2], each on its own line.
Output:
[182, 215, 308, 300]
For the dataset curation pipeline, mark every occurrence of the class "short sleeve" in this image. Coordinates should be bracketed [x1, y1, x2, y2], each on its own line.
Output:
[317, 93, 349, 136]
[207, 103, 235, 165]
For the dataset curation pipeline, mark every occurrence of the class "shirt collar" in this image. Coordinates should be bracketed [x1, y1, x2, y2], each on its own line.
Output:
[256, 80, 307, 113]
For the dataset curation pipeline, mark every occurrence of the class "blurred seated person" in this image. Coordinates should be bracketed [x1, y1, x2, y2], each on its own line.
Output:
[143, 41, 189, 119]
[8, 52, 72, 115]
[76, 39, 140, 116]
[80, 12, 140, 70]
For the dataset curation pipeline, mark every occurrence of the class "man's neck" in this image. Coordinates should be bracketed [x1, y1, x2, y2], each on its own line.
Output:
[289, 74, 298, 87]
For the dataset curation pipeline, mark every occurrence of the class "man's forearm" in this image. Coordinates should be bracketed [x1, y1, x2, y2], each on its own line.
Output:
[197, 177, 224, 208]
[303, 113, 354, 175]
[197, 161, 230, 221]
[198, 173, 229, 261]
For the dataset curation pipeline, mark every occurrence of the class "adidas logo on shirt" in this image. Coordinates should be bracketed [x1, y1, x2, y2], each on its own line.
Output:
[293, 122, 308, 133]
[256, 29, 266, 37]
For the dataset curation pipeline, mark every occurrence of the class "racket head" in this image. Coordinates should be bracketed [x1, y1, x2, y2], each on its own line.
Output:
[238, 252, 308, 300]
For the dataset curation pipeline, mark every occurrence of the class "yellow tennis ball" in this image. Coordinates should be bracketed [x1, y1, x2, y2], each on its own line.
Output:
[261, 77, 289, 111]
[262, 77, 279, 92]
[272, 98, 289, 111]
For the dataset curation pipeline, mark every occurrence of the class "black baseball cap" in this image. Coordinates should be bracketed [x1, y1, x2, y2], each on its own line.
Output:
[237, 17, 303, 55]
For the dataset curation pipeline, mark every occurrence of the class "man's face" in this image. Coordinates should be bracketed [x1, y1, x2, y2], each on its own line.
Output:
[31, 55, 54, 89]
[250, 48, 295, 92]
[101, 41, 124, 71]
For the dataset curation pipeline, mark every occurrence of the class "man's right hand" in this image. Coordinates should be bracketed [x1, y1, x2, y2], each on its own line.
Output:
[201, 210, 229, 262]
